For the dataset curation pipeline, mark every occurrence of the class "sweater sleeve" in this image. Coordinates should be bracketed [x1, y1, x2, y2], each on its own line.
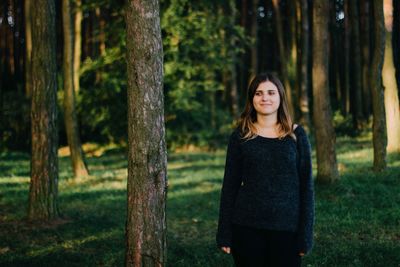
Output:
[295, 125, 315, 255]
[216, 129, 243, 248]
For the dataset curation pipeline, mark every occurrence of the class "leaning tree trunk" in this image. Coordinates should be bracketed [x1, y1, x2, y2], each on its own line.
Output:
[62, 0, 89, 178]
[370, 0, 387, 171]
[28, 0, 59, 220]
[383, 0, 400, 153]
[125, 0, 167, 266]
[312, 0, 339, 183]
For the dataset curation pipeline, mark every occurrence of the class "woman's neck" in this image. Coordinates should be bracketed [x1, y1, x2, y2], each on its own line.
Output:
[255, 114, 278, 129]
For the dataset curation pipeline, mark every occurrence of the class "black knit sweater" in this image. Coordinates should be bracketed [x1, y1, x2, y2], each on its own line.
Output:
[216, 125, 314, 254]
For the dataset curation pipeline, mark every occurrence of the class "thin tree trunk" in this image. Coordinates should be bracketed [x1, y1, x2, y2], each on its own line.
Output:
[240, 0, 249, 103]
[312, 0, 339, 183]
[383, 0, 400, 153]
[360, 0, 371, 119]
[226, 0, 239, 116]
[272, 0, 295, 118]
[343, 0, 351, 114]
[73, 0, 82, 94]
[62, 0, 89, 178]
[250, 0, 259, 76]
[349, 0, 363, 129]
[298, 0, 311, 131]
[125, 0, 167, 266]
[96, 7, 106, 56]
[370, 0, 387, 171]
[24, 0, 32, 98]
[28, 0, 59, 220]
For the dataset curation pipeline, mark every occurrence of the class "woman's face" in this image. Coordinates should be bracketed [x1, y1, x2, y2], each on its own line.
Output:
[252, 81, 280, 116]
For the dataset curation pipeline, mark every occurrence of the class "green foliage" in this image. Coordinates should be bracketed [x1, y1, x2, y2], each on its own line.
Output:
[161, 0, 249, 149]
[78, 46, 127, 144]
[1, 131, 400, 266]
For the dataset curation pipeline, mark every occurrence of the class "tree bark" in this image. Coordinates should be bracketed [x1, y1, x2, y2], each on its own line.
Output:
[125, 0, 167, 266]
[370, 0, 387, 171]
[28, 0, 59, 220]
[393, 0, 400, 92]
[272, 0, 295, 117]
[312, 0, 339, 183]
[73, 0, 82, 94]
[360, 0, 372, 119]
[383, 0, 400, 153]
[349, 0, 363, 129]
[62, 0, 89, 178]
[24, 0, 32, 98]
[225, 0, 239, 117]
[250, 0, 259, 76]
[343, 0, 351, 114]
[298, 0, 311, 131]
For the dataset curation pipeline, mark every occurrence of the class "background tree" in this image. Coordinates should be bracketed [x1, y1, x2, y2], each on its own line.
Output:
[73, 0, 82, 94]
[298, 0, 311, 131]
[312, 0, 339, 183]
[370, 0, 387, 171]
[24, 0, 32, 98]
[28, 0, 59, 220]
[62, 0, 89, 178]
[349, 0, 363, 129]
[125, 0, 167, 266]
[272, 0, 295, 117]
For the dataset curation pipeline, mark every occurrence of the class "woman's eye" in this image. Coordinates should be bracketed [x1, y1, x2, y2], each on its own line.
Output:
[269, 91, 276, 95]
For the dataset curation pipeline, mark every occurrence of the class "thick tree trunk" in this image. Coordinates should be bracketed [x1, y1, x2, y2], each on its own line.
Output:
[370, 0, 387, 171]
[28, 0, 59, 220]
[360, 0, 372, 119]
[73, 0, 82, 94]
[62, 0, 89, 178]
[349, 0, 363, 129]
[125, 0, 167, 266]
[312, 1, 339, 183]
[393, 0, 400, 92]
[298, 0, 311, 131]
[24, 0, 32, 98]
[383, 0, 400, 153]
[272, 0, 295, 117]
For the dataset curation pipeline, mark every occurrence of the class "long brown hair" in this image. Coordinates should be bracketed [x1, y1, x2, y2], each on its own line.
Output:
[237, 72, 295, 140]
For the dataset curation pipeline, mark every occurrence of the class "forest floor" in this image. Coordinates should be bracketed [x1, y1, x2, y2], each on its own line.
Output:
[0, 132, 400, 267]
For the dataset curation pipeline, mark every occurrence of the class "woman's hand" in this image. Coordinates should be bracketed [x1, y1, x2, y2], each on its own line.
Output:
[221, 247, 231, 254]
[299, 252, 305, 257]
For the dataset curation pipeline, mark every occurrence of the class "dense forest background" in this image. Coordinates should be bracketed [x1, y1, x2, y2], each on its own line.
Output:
[1, 0, 399, 152]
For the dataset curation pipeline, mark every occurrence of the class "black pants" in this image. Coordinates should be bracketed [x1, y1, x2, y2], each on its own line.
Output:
[231, 224, 301, 267]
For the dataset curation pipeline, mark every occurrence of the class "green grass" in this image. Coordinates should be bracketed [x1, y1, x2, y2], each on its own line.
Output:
[1, 133, 400, 267]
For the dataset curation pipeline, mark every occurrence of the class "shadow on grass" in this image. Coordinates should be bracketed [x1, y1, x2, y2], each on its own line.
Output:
[0, 188, 126, 267]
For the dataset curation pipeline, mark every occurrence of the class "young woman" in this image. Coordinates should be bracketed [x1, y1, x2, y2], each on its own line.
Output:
[216, 73, 314, 267]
